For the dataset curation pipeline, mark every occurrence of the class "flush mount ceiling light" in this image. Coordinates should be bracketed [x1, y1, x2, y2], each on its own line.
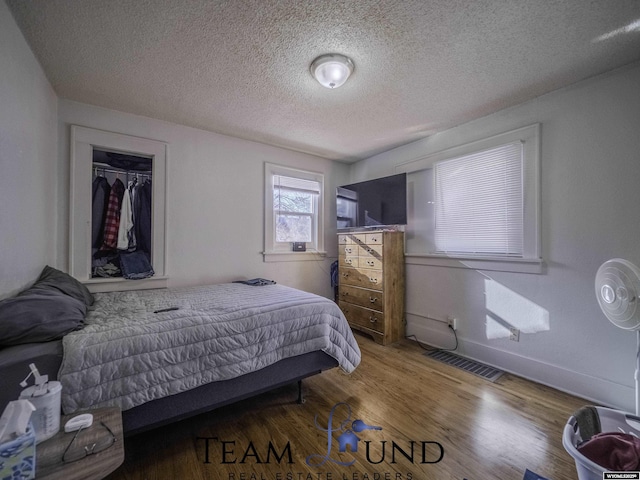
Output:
[310, 54, 354, 89]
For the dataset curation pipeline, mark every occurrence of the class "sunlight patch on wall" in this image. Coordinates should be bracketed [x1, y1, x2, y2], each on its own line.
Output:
[485, 278, 549, 340]
[486, 317, 512, 340]
[592, 18, 640, 43]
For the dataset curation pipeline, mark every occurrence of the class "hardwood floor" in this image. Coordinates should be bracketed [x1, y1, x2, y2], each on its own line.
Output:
[106, 335, 587, 480]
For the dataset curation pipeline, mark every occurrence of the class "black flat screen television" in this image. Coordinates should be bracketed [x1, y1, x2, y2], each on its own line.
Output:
[336, 173, 407, 230]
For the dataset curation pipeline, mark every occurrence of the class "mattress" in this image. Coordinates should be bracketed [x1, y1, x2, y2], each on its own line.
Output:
[58, 283, 361, 413]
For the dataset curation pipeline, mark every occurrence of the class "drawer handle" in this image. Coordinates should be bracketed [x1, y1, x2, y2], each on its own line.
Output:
[369, 277, 378, 284]
[369, 316, 378, 323]
[345, 248, 353, 254]
[341, 292, 349, 297]
[367, 260, 375, 266]
[342, 272, 349, 278]
[345, 258, 353, 265]
[369, 297, 378, 303]
[366, 248, 373, 254]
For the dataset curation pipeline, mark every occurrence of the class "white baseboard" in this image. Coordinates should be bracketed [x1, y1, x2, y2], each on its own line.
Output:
[407, 318, 635, 413]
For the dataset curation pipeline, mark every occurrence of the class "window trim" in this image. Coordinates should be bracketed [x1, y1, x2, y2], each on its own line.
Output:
[264, 163, 325, 262]
[395, 124, 542, 274]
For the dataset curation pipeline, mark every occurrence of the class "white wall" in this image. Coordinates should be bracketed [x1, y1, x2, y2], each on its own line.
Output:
[57, 100, 349, 298]
[0, 3, 58, 298]
[352, 62, 640, 411]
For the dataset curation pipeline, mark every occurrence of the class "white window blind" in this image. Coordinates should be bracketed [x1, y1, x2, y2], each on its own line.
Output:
[273, 175, 321, 195]
[434, 142, 524, 256]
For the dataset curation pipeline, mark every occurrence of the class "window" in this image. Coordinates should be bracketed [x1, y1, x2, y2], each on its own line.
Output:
[273, 175, 318, 243]
[434, 142, 523, 256]
[264, 163, 324, 260]
[398, 124, 541, 273]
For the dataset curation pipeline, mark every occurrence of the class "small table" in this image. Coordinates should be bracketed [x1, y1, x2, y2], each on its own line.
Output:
[36, 407, 124, 480]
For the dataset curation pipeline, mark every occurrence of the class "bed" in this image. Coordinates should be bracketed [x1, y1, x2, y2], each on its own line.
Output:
[0, 267, 361, 436]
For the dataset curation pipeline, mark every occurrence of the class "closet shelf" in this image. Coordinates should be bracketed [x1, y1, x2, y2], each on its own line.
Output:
[83, 276, 168, 293]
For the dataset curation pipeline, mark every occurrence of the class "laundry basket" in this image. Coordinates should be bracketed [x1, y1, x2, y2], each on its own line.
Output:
[562, 405, 640, 480]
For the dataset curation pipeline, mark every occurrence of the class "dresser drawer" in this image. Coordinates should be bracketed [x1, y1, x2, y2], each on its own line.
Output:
[338, 255, 358, 268]
[338, 234, 351, 245]
[366, 232, 383, 245]
[339, 244, 358, 256]
[349, 233, 367, 245]
[339, 267, 384, 291]
[358, 244, 383, 257]
[338, 285, 384, 311]
[340, 301, 385, 333]
[359, 256, 382, 270]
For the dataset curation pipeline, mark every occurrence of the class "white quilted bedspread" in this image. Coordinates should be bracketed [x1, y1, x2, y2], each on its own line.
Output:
[58, 283, 361, 413]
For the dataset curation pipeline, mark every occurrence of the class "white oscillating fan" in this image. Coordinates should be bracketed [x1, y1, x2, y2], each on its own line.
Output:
[595, 258, 640, 415]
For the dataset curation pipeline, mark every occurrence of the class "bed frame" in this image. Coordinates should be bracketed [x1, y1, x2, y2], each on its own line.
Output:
[0, 340, 338, 437]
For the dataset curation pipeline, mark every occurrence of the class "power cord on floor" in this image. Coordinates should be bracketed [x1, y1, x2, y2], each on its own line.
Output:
[406, 324, 459, 353]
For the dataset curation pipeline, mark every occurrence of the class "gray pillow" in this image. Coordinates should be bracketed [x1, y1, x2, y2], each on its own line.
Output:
[0, 290, 86, 347]
[23, 265, 94, 306]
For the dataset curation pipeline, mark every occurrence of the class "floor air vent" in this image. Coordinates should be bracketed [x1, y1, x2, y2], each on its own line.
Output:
[426, 350, 504, 382]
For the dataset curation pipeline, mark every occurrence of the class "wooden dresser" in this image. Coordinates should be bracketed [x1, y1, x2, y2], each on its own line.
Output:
[337, 230, 405, 345]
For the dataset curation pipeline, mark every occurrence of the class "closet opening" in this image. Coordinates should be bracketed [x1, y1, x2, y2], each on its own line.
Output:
[69, 124, 167, 292]
[91, 149, 154, 280]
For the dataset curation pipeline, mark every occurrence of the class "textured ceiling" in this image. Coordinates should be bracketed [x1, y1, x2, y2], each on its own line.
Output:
[6, 0, 640, 162]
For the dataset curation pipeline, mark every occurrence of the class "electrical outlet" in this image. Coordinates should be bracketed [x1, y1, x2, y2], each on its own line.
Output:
[447, 316, 457, 331]
[509, 327, 520, 341]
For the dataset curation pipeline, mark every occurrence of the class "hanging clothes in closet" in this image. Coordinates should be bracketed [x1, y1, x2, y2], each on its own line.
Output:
[91, 151, 154, 280]
[117, 182, 134, 250]
[101, 178, 125, 250]
[91, 175, 111, 249]
[133, 179, 152, 256]
[120, 176, 154, 280]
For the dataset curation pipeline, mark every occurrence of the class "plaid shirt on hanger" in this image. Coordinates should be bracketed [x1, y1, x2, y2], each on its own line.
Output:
[101, 178, 125, 250]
